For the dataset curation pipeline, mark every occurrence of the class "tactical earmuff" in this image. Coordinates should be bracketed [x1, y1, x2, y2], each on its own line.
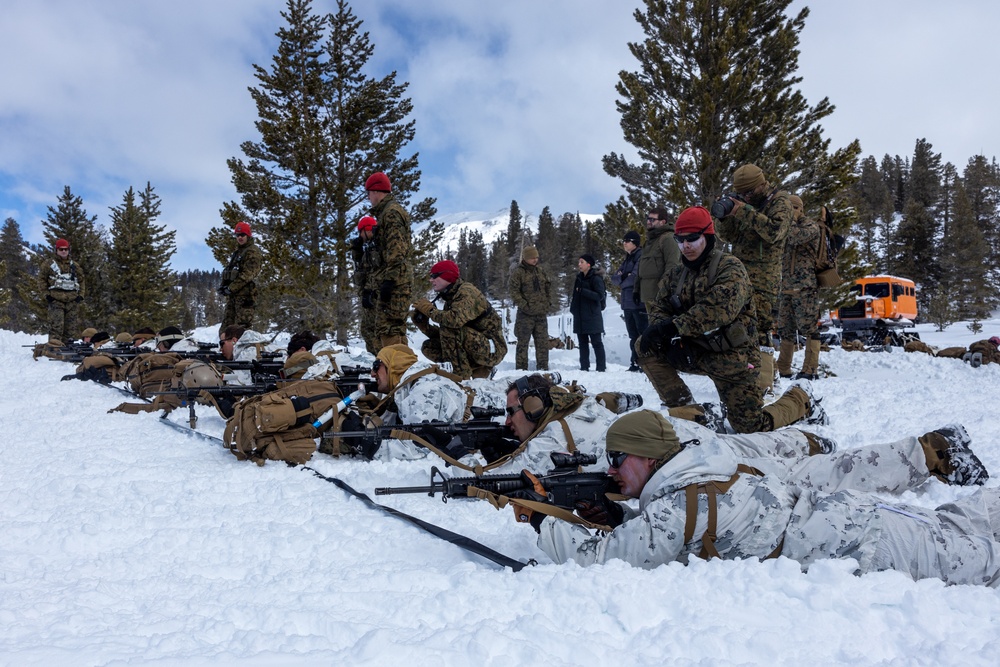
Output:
[515, 376, 551, 422]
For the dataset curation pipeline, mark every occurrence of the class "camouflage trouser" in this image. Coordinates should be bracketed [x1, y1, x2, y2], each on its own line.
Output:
[47, 297, 80, 342]
[222, 290, 255, 330]
[636, 341, 773, 433]
[359, 303, 379, 355]
[514, 312, 549, 370]
[777, 287, 819, 341]
[751, 289, 777, 347]
[422, 324, 505, 379]
[374, 287, 411, 343]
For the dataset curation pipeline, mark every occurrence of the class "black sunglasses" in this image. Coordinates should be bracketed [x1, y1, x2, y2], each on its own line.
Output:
[674, 232, 703, 244]
[505, 404, 523, 418]
[606, 450, 629, 468]
[371, 358, 383, 374]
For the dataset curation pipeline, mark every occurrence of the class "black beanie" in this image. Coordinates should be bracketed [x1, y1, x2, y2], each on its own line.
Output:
[580, 254, 596, 267]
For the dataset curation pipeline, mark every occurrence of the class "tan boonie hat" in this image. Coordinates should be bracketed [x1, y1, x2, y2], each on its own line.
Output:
[115, 332, 133, 345]
[605, 410, 682, 462]
[733, 163, 765, 193]
[521, 246, 539, 261]
[789, 195, 803, 210]
[81, 327, 98, 339]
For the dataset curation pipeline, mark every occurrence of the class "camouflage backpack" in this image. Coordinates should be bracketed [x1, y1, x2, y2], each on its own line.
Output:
[121, 352, 183, 397]
[223, 379, 343, 466]
[816, 206, 846, 287]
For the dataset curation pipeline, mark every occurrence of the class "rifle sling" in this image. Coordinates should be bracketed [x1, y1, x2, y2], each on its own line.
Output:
[683, 464, 783, 560]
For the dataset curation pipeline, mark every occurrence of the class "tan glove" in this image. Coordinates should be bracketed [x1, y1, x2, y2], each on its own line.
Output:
[413, 298, 434, 318]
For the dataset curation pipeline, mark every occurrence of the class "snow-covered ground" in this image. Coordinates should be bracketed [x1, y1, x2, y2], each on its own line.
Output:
[3, 301, 1000, 666]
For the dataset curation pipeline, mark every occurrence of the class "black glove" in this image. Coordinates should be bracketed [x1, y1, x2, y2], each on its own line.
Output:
[361, 289, 376, 309]
[74, 295, 83, 303]
[45, 294, 55, 303]
[575, 498, 624, 529]
[476, 427, 520, 463]
[417, 424, 453, 450]
[632, 290, 641, 305]
[379, 280, 395, 302]
[218, 286, 231, 296]
[639, 318, 678, 354]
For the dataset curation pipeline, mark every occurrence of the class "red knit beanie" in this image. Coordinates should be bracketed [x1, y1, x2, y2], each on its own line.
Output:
[234, 221, 252, 237]
[674, 206, 715, 235]
[357, 216, 377, 232]
[365, 172, 391, 192]
[430, 260, 460, 283]
[55, 238, 70, 249]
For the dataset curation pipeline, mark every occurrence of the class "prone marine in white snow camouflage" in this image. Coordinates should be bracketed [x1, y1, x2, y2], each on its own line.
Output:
[523, 411, 998, 586]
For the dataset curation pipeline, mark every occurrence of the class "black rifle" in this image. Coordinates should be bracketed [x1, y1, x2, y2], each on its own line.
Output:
[323, 415, 517, 461]
[375, 452, 619, 510]
[151, 382, 279, 426]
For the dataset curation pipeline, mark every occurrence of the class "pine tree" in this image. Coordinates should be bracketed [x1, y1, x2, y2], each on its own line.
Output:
[106, 184, 181, 333]
[962, 155, 1000, 291]
[506, 200, 524, 257]
[891, 139, 942, 305]
[0, 218, 36, 332]
[219, 0, 434, 342]
[604, 0, 858, 216]
[555, 212, 585, 309]
[455, 228, 489, 293]
[851, 156, 894, 270]
[938, 176, 992, 319]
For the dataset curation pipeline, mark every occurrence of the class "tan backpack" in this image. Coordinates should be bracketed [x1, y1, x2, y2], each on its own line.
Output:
[121, 352, 183, 397]
[223, 379, 343, 466]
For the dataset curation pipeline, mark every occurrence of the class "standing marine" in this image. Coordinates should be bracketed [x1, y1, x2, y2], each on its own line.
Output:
[365, 171, 413, 349]
[218, 221, 262, 331]
[509, 246, 552, 371]
[40, 238, 85, 343]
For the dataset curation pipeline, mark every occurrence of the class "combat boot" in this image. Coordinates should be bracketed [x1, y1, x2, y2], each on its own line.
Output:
[776, 340, 796, 378]
[666, 402, 730, 434]
[795, 338, 822, 380]
[757, 347, 776, 394]
[596, 392, 644, 414]
[919, 424, 989, 486]
[801, 431, 838, 455]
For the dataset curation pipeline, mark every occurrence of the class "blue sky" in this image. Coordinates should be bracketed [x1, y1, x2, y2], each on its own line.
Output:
[1, 0, 997, 271]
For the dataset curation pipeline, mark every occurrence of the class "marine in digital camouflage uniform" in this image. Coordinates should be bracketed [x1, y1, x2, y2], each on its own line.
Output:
[352, 216, 381, 354]
[412, 260, 507, 380]
[776, 195, 822, 379]
[714, 164, 792, 393]
[365, 172, 412, 348]
[509, 246, 552, 370]
[635, 207, 816, 434]
[525, 411, 998, 588]
[219, 222, 262, 331]
[40, 238, 85, 343]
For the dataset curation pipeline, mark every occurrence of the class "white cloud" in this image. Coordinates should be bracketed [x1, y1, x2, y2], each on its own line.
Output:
[1, 0, 997, 271]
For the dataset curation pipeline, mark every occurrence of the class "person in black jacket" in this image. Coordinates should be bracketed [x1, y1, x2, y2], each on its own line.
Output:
[570, 254, 606, 372]
[611, 230, 647, 372]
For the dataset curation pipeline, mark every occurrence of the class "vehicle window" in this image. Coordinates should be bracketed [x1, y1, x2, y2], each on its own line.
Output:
[892, 284, 904, 300]
[865, 283, 889, 298]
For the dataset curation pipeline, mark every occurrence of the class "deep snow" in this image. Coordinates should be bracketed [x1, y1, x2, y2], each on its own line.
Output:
[3, 302, 1000, 666]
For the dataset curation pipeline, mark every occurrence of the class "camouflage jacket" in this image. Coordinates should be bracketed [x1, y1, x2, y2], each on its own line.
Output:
[649, 247, 755, 348]
[355, 238, 381, 291]
[40, 254, 84, 297]
[636, 224, 680, 304]
[509, 261, 551, 316]
[780, 214, 821, 293]
[370, 193, 413, 288]
[534, 430, 939, 573]
[429, 279, 499, 333]
[715, 188, 792, 294]
[221, 240, 262, 295]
